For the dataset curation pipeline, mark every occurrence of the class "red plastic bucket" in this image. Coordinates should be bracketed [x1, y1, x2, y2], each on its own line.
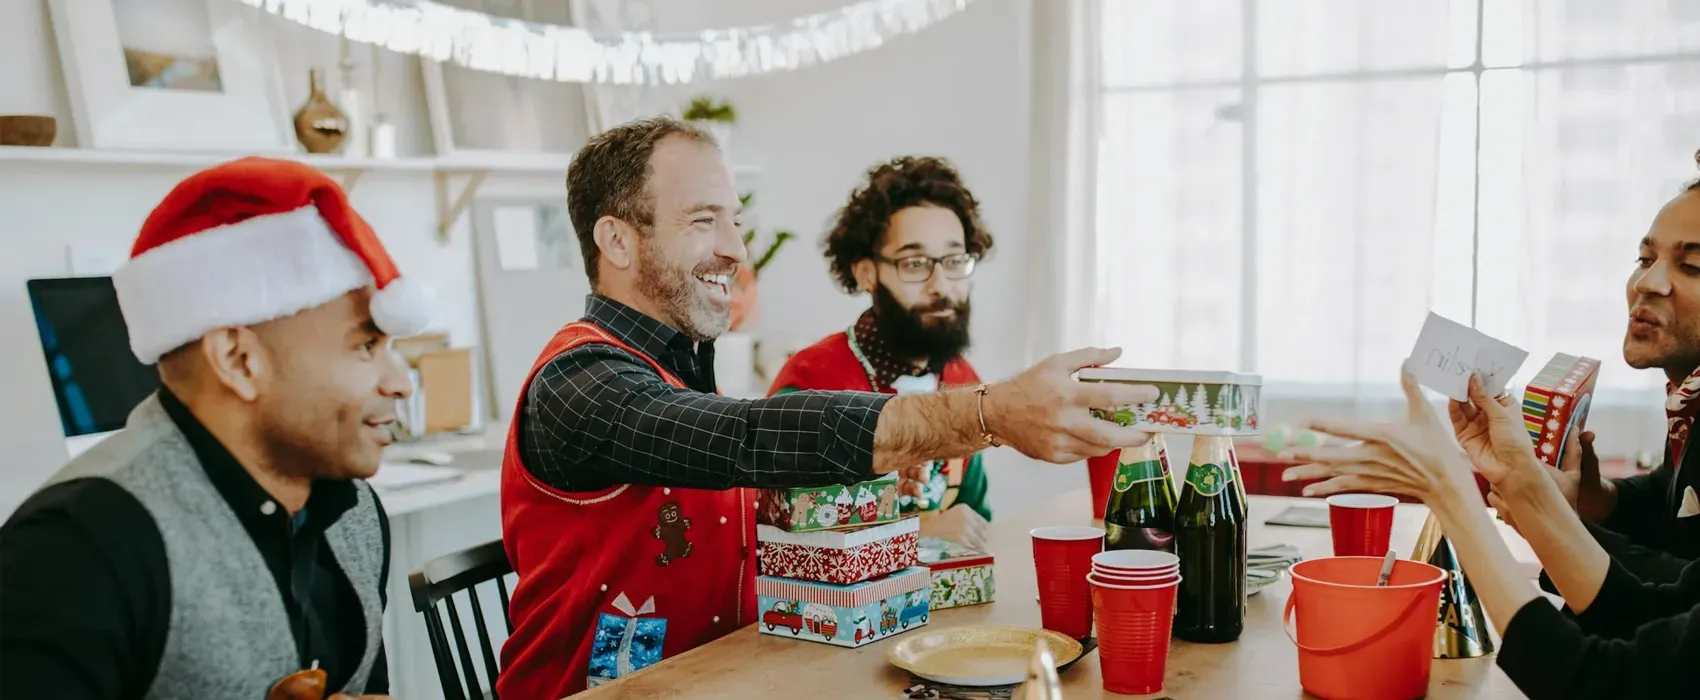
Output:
[1284, 557, 1446, 700]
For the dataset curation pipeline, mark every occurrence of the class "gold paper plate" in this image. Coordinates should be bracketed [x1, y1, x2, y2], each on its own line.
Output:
[887, 625, 1085, 687]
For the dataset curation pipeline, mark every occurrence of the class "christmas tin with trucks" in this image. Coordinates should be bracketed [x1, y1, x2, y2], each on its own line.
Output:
[1522, 353, 1601, 468]
[758, 473, 902, 533]
[757, 516, 920, 585]
[757, 566, 931, 648]
[1077, 368, 1263, 436]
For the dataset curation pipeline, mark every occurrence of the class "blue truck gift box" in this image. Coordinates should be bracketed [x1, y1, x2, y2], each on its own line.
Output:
[757, 566, 931, 648]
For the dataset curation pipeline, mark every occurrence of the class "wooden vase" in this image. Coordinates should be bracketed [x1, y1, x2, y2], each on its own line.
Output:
[293, 69, 348, 154]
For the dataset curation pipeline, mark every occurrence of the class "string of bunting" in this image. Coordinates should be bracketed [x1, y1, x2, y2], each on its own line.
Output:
[231, 0, 977, 86]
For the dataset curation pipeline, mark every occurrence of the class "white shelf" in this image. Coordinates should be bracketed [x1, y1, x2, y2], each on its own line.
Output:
[0, 145, 763, 178]
[1, 145, 763, 244]
[0, 145, 437, 171]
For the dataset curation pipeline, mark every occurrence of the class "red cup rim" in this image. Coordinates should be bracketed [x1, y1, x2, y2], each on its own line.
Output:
[1093, 562, 1179, 572]
[1326, 493, 1399, 509]
[1092, 550, 1179, 570]
[1092, 566, 1178, 578]
[1031, 525, 1107, 541]
[1088, 572, 1183, 590]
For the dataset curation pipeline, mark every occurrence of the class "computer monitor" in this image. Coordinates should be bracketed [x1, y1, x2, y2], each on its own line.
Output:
[26, 277, 159, 443]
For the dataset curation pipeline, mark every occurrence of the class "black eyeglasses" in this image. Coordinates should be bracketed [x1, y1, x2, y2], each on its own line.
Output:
[878, 253, 979, 283]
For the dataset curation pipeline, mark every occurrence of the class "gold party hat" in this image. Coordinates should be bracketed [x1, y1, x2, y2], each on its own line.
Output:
[1413, 512, 1495, 658]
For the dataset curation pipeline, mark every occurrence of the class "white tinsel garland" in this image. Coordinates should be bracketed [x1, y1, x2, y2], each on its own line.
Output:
[231, 0, 977, 85]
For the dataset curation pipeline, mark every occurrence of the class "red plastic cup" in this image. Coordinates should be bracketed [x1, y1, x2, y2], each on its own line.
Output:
[1032, 526, 1105, 638]
[1088, 452, 1118, 520]
[1089, 572, 1181, 695]
[1328, 494, 1398, 557]
[1092, 568, 1179, 586]
[1092, 550, 1179, 572]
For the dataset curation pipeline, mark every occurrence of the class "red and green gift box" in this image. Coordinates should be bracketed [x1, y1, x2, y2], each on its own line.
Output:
[1522, 353, 1601, 468]
[918, 536, 995, 610]
[757, 516, 919, 585]
[757, 473, 902, 533]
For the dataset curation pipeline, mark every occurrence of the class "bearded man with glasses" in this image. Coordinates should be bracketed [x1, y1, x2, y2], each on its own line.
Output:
[769, 156, 996, 549]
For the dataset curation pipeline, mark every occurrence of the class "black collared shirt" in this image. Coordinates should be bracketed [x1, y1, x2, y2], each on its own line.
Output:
[519, 294, 892, 491]
[0, 389, 390, 698]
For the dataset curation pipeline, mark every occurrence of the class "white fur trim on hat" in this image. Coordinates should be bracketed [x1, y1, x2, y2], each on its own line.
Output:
[370, 275, 432, 338]
[114, 205, 372, 364]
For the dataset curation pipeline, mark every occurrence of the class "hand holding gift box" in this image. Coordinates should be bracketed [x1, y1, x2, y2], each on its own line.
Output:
[1521, 353, 1601, 468]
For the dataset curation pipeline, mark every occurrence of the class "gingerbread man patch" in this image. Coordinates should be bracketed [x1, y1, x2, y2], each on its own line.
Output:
[653, 501, 693, 566]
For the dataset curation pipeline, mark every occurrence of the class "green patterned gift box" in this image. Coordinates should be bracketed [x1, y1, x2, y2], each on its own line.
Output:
[917, 537, 994, 609]
[758, 473, 902, 533]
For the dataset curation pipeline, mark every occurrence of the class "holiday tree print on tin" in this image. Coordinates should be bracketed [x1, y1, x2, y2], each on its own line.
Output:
[1093, 380, 1260, 436]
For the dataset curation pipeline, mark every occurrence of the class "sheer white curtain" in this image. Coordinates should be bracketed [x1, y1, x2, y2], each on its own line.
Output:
[1059, 0, 1700, 458]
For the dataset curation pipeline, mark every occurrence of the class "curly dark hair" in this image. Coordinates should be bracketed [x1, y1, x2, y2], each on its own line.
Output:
[823, 156, 994, 294]
[566, 116, 716, 287]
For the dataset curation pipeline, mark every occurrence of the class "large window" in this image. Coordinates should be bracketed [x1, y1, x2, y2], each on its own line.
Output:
[1094, 0, 1700, 406]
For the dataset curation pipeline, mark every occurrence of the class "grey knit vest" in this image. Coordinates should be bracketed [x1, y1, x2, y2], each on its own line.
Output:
[47, 396, 385, 698]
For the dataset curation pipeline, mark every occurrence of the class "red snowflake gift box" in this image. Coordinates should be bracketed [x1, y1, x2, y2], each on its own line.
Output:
[1522, 353, 1601, 468]
[758, 516, 919, 585]
[758, 473, 902, 533]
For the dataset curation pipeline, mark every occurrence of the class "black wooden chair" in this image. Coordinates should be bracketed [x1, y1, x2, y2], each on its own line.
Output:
[409, 540, 513, 700]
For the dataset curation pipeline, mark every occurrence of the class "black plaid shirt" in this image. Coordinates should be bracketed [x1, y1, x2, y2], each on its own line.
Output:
[519, 295, 893, 491]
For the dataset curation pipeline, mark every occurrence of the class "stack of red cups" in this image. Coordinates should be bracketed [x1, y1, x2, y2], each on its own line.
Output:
[1088, 550, 1182, 695]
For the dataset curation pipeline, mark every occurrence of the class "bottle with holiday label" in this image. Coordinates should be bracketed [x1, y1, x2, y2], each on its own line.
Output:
[1173, 435, 1247, 643]
[1103, 434, 1177, 552]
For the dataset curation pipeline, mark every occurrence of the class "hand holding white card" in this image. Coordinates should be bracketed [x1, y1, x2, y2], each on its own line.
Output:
[1406, 312, 1529, 402]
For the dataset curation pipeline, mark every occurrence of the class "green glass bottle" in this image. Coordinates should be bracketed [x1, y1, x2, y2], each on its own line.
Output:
[1103, 435, 1177, 552]
[1173, 435, 1247, 643]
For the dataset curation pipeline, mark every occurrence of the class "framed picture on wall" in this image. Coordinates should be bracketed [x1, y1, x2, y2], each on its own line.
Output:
[48, 0, 293, 151]
[422, 0, 597, 166]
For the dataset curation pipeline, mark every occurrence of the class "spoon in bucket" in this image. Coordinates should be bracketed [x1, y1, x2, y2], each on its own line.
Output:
[1375, 549, 1397, 586]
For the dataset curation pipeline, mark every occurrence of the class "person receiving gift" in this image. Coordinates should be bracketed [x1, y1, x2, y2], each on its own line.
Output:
[498, 117, 1158, 699]
[1486, 175, 1700, 585]
[768, 156, 995, 550]
[0, 158, 426, 698]
[1285, 365, 1700, 699]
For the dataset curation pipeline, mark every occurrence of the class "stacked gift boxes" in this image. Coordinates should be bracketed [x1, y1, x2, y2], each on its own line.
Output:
[1522, 353, 1601, 468]
[756, 473, 931, 648]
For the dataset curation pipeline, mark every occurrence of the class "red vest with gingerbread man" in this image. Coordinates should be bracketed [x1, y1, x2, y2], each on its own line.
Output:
[497, 321, 756, 699]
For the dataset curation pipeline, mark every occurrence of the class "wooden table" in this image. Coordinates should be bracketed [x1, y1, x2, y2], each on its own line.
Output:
[578, 492, 1543, 699]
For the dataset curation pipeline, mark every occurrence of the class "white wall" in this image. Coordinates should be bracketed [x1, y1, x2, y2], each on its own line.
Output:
[2, 0, 1056, 518]
[0, 4, 556, 506]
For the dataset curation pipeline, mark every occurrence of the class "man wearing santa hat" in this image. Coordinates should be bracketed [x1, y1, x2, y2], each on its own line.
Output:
[0, 157, 429, 698]
[498, 116, 1158, 698]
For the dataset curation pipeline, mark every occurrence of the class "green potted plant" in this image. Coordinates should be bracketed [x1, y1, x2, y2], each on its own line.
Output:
[730, 192, 794, 333]
[683, 95, 737, 162]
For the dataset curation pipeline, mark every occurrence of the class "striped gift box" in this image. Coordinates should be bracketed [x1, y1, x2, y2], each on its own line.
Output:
[1522, 353, 1601, 468]
[757, 566, 931, 608]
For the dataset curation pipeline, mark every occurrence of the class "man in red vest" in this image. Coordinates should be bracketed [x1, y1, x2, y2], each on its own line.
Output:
[769, 156, 995, 549]
[498, 117, 1158, 699]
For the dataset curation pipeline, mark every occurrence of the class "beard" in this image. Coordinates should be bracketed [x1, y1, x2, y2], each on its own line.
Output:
[871, 282, 972, 367]
[636, 237, 733, 341]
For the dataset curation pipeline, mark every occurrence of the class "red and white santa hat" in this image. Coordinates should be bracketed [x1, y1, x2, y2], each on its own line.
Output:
[114, 156, 432, 364]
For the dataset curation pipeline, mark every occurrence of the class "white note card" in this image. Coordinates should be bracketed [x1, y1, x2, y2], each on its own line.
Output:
[492, 206, 541, 271]
[1406, 312, 1529, 402]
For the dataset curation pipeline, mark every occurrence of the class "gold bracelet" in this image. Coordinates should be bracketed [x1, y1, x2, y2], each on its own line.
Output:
[975, 383, 1002, 448]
